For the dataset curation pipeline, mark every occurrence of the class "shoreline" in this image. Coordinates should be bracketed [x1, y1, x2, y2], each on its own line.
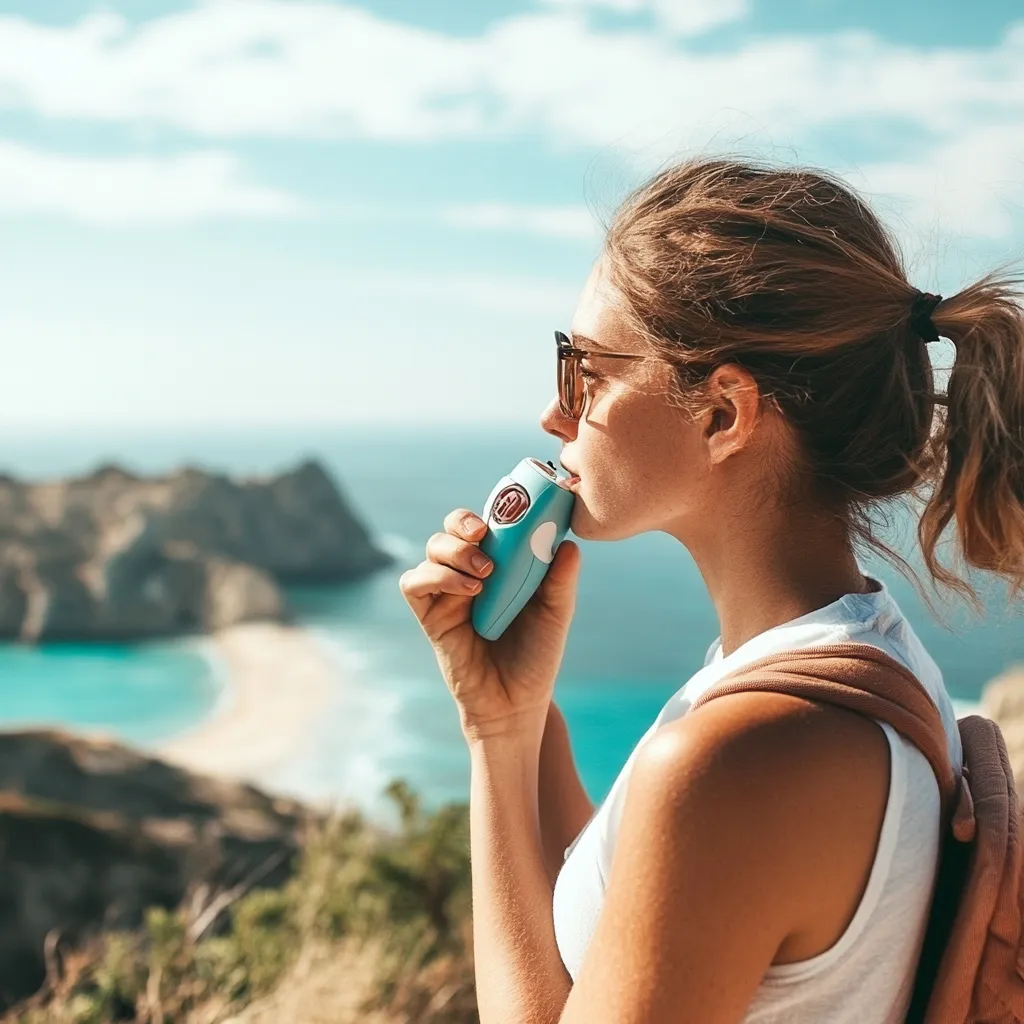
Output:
[158, 621, 337, 791]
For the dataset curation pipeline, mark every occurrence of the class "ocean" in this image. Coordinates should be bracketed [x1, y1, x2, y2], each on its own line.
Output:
[1, 425, 1022, 822]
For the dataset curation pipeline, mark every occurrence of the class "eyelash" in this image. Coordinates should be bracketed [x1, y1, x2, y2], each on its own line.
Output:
[579, 366, 600, 383]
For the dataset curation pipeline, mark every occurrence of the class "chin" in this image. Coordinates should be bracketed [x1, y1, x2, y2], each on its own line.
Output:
[569, 500, 638, 542]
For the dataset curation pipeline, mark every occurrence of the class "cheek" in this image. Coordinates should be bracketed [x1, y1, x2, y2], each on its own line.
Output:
[608, 396, 687, 488]
[571, 394, 692, 536]
[566, 432, 630, 538]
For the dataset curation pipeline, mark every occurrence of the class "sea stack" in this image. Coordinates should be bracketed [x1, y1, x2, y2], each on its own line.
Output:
[0, 459, 392, 641]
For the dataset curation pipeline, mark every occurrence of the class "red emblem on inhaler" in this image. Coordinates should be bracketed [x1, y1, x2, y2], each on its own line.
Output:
[490, 484, 531, 524]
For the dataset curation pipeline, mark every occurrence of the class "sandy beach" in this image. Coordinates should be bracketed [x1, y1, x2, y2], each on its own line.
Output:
[159, 621, 337, 790]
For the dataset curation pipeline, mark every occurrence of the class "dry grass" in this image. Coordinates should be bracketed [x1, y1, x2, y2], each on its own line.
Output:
[2, 781, 478, 1024]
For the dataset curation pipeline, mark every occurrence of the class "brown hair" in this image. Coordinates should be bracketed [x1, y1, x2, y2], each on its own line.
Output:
[603, 158, 1024, 608]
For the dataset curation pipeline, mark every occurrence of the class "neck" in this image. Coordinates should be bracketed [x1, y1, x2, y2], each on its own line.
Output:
[675, 505, 872, 659]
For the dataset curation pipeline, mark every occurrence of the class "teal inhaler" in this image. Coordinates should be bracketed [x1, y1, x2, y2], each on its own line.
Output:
[471, 458, 575, 641]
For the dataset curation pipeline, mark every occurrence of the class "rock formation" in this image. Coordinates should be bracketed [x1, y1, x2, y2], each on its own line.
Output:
[0, 460, 392, 641]
[0, 729, 310, 1008]
[981, 663, 1024, 795]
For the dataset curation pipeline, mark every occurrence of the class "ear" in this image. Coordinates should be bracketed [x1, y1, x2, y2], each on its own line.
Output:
[701, 364, 762, 465]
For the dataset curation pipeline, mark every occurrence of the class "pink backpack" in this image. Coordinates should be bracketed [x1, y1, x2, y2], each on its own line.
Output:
[688, 642, 1024, 1023]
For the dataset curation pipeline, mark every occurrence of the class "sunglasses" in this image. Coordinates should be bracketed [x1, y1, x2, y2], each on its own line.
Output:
[555, 330, 648, 418]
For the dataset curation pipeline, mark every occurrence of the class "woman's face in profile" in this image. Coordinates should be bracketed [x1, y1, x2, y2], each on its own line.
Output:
[540, 256, 712, 543]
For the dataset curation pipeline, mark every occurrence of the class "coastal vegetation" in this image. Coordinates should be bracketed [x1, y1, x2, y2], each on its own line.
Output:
[2, 778, 477, 1024]
[3, 668, 1024, 1023]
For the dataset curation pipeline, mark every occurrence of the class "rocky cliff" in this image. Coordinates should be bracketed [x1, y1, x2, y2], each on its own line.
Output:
[981, 664, 1024, 795]
[0, 730, 310, 1008]
[0, 459, 392, 641]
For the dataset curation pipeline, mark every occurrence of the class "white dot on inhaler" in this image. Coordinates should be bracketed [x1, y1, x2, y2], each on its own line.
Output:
[530, 521, 558, 564]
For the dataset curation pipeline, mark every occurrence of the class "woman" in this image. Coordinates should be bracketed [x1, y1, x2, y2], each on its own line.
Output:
[399, 159, 1024, 1023]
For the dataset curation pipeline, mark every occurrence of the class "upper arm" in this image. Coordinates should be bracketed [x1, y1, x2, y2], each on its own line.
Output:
[541, 701, 596, 885]
[558, 691, 890, 1024]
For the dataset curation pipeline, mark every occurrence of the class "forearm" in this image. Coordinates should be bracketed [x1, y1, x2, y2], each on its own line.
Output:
[468, 728, 573, 1024]
[539, 701, 595, 885]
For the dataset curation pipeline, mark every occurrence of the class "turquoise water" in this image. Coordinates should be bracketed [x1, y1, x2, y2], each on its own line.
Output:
[1, 425, 1023, 815]
[0, 641, 219, 744]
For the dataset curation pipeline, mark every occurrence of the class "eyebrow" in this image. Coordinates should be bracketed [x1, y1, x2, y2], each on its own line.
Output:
[570, 332, 642, 360]
[570, 332, 605, 351]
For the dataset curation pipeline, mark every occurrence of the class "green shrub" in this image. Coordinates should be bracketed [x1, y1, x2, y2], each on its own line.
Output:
[2, 780, 477, 1024]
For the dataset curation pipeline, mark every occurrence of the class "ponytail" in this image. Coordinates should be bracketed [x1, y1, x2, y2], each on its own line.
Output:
[602, 157, 1024, 608]
[919, 272, 1024, 604]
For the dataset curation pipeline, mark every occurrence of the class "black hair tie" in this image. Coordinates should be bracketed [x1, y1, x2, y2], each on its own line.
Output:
[909, 291, 943, 343]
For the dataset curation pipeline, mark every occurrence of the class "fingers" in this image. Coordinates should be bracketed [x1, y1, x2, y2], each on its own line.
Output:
[399, 561, 484, 601]
[527, 539, 581, 623]
[400, 508, 493, 623]
[425, 531, 493, 580]
[443, 508, 487, 543]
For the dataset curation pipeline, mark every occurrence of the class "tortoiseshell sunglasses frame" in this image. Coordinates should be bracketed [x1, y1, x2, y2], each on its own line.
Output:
[555, 330, 647, 418]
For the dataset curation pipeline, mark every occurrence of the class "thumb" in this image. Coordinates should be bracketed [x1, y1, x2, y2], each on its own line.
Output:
[531, 539, 581, 622]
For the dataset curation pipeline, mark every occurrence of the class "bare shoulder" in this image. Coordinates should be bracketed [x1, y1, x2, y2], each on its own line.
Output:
[631, 689, 892, 959]
[560, 689, 893, 1021]
[639, 687, 890, 792]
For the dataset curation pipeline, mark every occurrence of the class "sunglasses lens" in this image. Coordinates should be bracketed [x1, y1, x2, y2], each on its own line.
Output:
[558, 350, 580, 417]
[555, 331, 584, 418]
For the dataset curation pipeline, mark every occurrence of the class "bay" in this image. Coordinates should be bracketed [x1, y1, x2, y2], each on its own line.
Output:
[0, 424, 1021, 814]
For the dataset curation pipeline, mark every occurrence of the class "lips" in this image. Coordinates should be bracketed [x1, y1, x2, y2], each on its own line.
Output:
[556, 455, 580, 490]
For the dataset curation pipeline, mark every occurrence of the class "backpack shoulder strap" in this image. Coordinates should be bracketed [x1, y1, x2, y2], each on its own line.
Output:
[688, 642, 962, 824]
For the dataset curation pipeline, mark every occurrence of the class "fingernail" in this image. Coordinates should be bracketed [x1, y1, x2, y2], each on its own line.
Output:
[463, 514, 482, 534]
[467, 578, 482, 592]
[472, 553, 491, 574]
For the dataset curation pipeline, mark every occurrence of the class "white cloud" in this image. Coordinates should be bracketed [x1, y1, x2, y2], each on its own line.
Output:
[345, 270, 581, 317]
[478, 18, 1024, 160]
[0, 2, 1020, 151]
[314, 199, 601, 238]
[0, 3, 483, 139]
[653, 0, 748, 36]
[440, 203, 600, 239]
[0, 140, 303, 224]
[854, 124, 1024, 240]
[539, 0, 749, 37]
[0, 3, 1020, 234]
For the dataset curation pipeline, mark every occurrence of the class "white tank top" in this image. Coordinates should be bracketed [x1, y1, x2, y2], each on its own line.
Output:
[553, 576, 963, 1023]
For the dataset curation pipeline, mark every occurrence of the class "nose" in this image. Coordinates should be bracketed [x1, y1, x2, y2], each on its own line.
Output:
[539, 395, 579, 442]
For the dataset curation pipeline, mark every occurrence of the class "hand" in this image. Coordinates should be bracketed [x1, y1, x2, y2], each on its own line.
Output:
[399, 508, 581, 742]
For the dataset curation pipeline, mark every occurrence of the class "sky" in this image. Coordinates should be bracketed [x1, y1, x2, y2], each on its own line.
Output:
[0, 0, 1021, 428]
